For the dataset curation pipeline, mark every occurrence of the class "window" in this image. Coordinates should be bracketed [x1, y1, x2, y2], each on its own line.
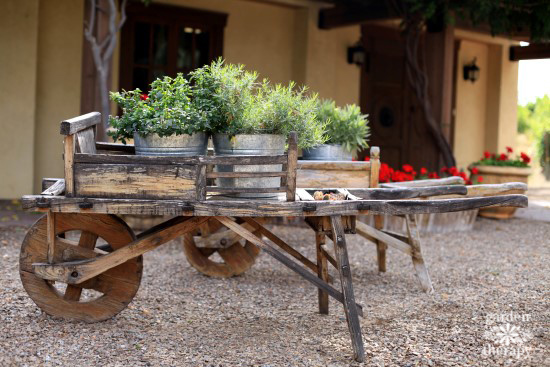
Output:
[120, 3, 227, 92]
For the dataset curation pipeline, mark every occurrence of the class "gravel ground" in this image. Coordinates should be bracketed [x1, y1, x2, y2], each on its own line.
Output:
[0, 217, 548, 366]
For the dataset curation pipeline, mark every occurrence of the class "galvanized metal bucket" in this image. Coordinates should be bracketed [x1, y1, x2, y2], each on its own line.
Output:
[133, 132, 208, 156]
[212, 134, 286, 199]
[302, 144, 353, 161]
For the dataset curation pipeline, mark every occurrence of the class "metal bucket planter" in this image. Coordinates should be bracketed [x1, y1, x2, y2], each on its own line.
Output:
[302, 144, 352, 161]
[212, 134, 285, 199]
[133, 132, 208, 156]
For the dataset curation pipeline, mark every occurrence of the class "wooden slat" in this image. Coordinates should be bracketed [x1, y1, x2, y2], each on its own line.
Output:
[33, 216, 209, 284]
[405, 215, 434, 293]
[296, 189, 315, 201]
[346, 185, 467, 199]
[95, 142, 135, 153]
[21, 195, 529, 217]
[75, 127, 97, 154]
[201, 155, 288, 165]
[64, 135, 75, 196]
[42, 178, 63, 191]
[47, 211, 56, 263]
[41, 179, 65, 196]
[196, 164, 207, 201]
[74, 153, 200, 165]
[206, 187, 286, 194]
[381, 176, 464, 188]
[297, 161, 371, 171]
[206, 171, 287, 178]
[286, 132, 298, 202]
[60, 112, 101, 135]
[316, 232, 329, 315]
[355, 221, 412, 255]
[369, 146, 380, 189]
[214, 216, 363, 316]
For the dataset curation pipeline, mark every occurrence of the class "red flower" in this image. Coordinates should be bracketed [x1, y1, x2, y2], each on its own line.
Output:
[420, 167, 428, 175]
[441, 166, 448, 173]
[364, 156, 370, 161]
[477, 176, 483, 183]
[466, 180, 472, 185]
[448, 166, 459, 176]
[471, 167, 479, 175]
[428, 172, 440, 179]
[499, 153, 508, 161]
[379, 163, 393, 183]
[483, 151, 491, 159]
[402, 164, 414, 173]
[506, 146, 513, 153]
[520, 152, 531, 164]
[140, 94, 149, 101]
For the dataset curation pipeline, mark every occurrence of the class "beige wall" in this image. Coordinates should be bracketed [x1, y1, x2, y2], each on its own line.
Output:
[453, 30, 519, 169]
[34, 0, 84, 193]
[0, 0, 40, 198]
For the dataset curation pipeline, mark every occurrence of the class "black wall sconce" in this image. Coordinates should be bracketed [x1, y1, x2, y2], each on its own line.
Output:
[463, 58, 480, 83]
[347, 41, 365, 66]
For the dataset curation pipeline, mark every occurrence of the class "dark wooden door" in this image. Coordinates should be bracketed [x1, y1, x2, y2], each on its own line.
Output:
[359, 25, 439, 171]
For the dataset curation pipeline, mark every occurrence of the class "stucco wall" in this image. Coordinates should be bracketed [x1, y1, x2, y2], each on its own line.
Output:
[0, 0, 40, 198]
[34, 0, 84, 193]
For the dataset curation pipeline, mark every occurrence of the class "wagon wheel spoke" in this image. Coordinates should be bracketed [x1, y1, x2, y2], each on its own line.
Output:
[63, 231, 99, 301]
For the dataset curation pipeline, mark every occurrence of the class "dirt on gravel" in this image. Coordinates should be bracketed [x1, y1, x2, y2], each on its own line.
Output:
[0, 217, 548, 366]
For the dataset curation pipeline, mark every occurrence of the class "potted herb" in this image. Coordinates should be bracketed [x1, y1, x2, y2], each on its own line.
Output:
[109, 74, 208, 156]
[469, 147, 531, 219]
[302, 100, 369, 161]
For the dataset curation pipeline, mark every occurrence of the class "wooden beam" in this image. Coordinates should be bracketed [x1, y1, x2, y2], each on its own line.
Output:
[60, 112, 102, 135]
[510, 43, 550, 61]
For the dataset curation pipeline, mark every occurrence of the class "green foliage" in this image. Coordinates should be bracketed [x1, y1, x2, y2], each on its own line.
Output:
[109, 74, 204, 144]
[189, 59, 258, 135]
[316, 100, 369, 152]
[473, 156, 530, 168]
[517, 95, 550, 164]
[240, 80, 326, 149]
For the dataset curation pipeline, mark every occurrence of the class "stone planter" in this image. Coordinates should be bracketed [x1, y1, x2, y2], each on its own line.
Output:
[470, 165, 530, 219]
[133, 132, 208, 156]
[302, 144, 352, 161]
[212, 134, 286, 199]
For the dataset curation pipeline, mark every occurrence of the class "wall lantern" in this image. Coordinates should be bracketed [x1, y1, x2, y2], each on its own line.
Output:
[347, 41, 365, 66]
[463, 58, 480, 83]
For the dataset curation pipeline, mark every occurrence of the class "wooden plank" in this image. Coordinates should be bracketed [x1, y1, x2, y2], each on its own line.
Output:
[465, 182, 527, 197]
[346, 185, 467, 199]
[74, 163, 197, 200]
[286, 132, 298, 202]
[74, 153, 200, 165]
[296, 189, 315, 201]
[201, 155, 288, 165]
[206, 187, 286, 194]
[63, 231, 99, 301]
[33, 216, 209, 284]
[196, 164, 207, 201]
[380, 176, 464, 188]
[297, 161, 371, 171]
[21, 195, 529, 217]
[60, 112, 101, 135]
[355, 221, 412, 255]
[206, 171, 286, 178]
[214, 216, 363, 317]
[316, 232, 329, 315]
[41, 179, 65, 196]
[95, 142, 135, 153]
[75, 127, 97, 154]
[330, 215, 365, 362]
[47, 211, 56, 264]
[64, 135, 75, 196]
[510, 43, 550, 61]
[42, 178, 63, 191]
[369, 146, 380, 189]
[405, 215, 434, 293]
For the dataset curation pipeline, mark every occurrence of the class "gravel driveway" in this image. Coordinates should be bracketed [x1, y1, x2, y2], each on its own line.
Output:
[0, 217, 548, 366]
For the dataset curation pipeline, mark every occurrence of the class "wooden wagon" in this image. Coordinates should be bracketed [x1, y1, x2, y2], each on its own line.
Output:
[20, 113, 527, 362]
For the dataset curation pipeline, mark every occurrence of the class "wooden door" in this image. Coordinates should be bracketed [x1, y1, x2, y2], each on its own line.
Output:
[359, 25, 439, 171]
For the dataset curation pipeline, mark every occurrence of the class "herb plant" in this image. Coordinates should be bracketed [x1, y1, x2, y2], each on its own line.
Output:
[316, 100, 369, 152]
[109, 74, 204, 144]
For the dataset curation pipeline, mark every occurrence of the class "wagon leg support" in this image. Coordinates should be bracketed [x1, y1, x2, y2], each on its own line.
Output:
[215, 217, 364, 317]
[374, 215, 387, 273]
[330, 215, 365, 362]
[405, 215, 434, 293]
[32, 216, 209, 284]
[316, 232, 329, 315]
[46, 211, 56, 264]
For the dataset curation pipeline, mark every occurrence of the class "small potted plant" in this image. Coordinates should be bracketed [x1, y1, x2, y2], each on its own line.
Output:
[469, 147, 531, 219]
[109, 74, 208, 156]
[302, 99, 369, 161]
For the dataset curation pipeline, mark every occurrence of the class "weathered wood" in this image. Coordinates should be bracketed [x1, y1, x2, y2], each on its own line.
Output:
[75, 127, 97, 154]
[381, 176, 464, 188]
[297, 161, 371, 171]
[33, 216, 208, 284]
[19, 213, 142, 322]
[21, 195, 529, 217]
[63, 231, 99, 301]
[206, 187, 286, 194]
[47, 211, 56, 263]
[95, 142, 135, 153]
[196, 164, 207, 201]
[75, 153, 200, 165]
[286, 132, 298, 202]
[214, 216, 363, 316]
[74, 163, 197, 200]
[42, 178, 63, 191]
[64, 135, 75, 196]
[60, 112, 101, 135]
[296, 189, 315, 201]
[465, 182, 528, 197]
[305, 216, 356, 234]
[347, 185, 467, 199]
[297, 163, 371, 188]
[316, 232, 329, 315]
[330, 215, 365, 362]
[374, 214, 387, 273]
[41, 179, 65, 196]
[405, 215, 434, 293]
[355, 221, 413, 255]
[207, 171, 287, 178]
[369, 146, 380, 189]
[202, 155, 288, 165]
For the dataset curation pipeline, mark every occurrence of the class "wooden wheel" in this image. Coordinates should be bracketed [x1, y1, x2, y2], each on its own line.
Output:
[183, 218, 261, 278]
[19, 213, 143, 322]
